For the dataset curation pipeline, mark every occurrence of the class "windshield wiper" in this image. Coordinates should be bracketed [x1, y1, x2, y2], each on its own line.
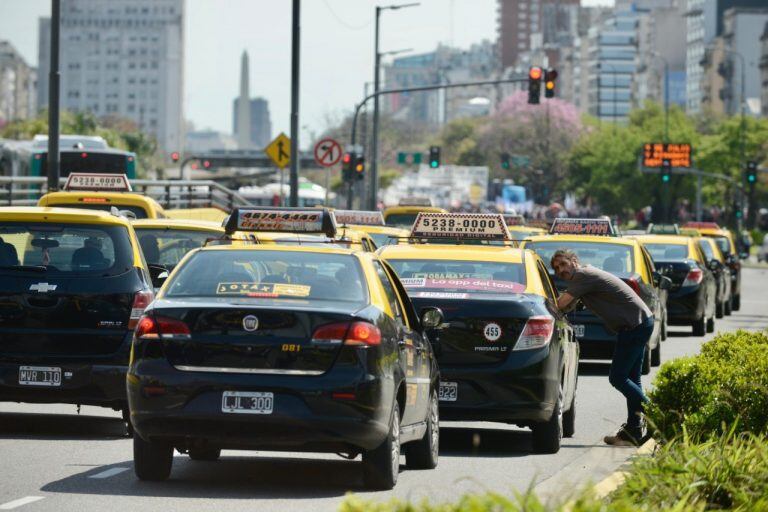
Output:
[0, 265, 48, 272]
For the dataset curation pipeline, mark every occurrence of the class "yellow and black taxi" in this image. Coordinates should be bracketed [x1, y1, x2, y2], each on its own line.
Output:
[383, 198, 447, 229]
[504, 214, 548, 242]
[682, 222, 743, 311]
[633, 233, 717, 336]
[127, 207, 441, 489]
[379, 213, 578, 454]
[0, 206, 153, 424]
[696, 235, 732, 317]
[38, 173, 167, 219]
[333, 209, 409, 247]
[522, 219, 669, 374]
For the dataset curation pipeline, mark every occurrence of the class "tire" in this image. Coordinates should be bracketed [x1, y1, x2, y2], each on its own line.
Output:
[133, 434, 173, 481]
[532, 385, 562, 454]
[651, 339, 661, 367]
[724, 297, 732, 316]
[716, 300, 724, 319]
[661, 316, 667, 341]
[733, 294, 741, 311]
[363, 405, 400, 490]
[563, 389, 576, 438]
[404, 390, 439, 470]
[641, 343, 651, 375]
[692, 315, 706, 336]
[188, 447, 221, 461]
[706, 315, 715, 333]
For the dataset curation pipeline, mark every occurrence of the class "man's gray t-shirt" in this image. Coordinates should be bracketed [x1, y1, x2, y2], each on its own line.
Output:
[566, 265, 652, 334]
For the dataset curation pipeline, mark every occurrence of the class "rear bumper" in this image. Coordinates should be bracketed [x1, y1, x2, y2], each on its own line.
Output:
[667, 286, 705, 323]
[0, 362, 128, 409]
[127, 362, 394, 453]
[436, 345, 560, 424]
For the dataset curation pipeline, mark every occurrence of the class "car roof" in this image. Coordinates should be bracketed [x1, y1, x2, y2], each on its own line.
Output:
[631, 234, 692, 245]
[39, 191, 165, 212]
[380, 243, 527, 263]
[132, 218, 224, 231]
[0, 206, 132, 226]
[199, 242, 360, 256]
[524, 234, 637, 246]
[383, 206, 447, 215]
[351, 225, 410, 236]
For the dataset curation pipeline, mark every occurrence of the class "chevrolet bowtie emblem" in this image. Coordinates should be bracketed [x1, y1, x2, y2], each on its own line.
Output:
[29, 282, 57, 293]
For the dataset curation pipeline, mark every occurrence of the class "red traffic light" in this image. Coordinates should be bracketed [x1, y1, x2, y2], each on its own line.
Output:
[203, 160, 211, 169]
[342, 153, 352, 164]
[170, 151, 180, 162]
[529, 67, 542, 80]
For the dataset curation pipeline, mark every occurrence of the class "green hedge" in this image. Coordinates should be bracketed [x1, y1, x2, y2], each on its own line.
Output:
[645, 329, 768, 440]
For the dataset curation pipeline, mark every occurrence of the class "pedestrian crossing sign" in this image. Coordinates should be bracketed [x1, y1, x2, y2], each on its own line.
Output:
[265, 133, 291, 169]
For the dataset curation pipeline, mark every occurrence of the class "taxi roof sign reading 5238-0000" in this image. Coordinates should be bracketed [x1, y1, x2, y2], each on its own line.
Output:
[225, 207, 337, 237]
[332, 210, 385, 226]
[411, 213, 511, 240]
[63, 173, 132, 192]
[643, 143, 692, 168]
[550, 218, 616, 236]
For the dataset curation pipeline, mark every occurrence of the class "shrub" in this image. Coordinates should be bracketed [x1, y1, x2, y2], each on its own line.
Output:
[645, 330, 768, 440]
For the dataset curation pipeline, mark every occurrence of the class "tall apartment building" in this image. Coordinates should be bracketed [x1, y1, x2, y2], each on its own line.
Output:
[37, 0, 184, 152]
[0, 41, 37, 126]
[719, 7, 768, 115]
[761, 22, 768, 117]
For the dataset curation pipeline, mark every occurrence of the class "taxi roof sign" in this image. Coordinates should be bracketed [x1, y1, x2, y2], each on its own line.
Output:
[503, 214, 525, 226]
[411, 213, 511, 240]
[682, 221, 721, 230]
[398, 197, 432, 207]
[224, 207, 337, 237]
[647, 223, 680, 235]
[63, 173, 132, 192]
[550, 218, 616, 236]
[333, 209, 385, 226]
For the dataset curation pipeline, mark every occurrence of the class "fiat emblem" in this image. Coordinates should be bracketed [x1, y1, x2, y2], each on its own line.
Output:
[242, 315, 259, 332]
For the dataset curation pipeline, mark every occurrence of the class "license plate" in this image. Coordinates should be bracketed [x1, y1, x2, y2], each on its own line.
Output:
[573, 324, 585, 338]
[221, 391, 274, 414]
[19, 366, 61, 387]
[438, 381, 458, 402]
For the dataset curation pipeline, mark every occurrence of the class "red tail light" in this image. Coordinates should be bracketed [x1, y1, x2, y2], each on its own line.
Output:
[134, 315, 190, 339]
[128, 290, 154, 329]
[682, 268, 704, 287]
[514, 316, 555, 351]
[312, 321, 381, 347]
[623, 276, 642, 297]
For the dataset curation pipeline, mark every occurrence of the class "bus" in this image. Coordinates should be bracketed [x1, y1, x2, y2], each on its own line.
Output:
[0, 135, 137, 179]
[238, 179, 331, 207]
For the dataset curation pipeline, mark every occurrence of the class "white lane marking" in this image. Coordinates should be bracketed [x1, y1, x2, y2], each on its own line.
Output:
[0, 496, 45, 510]
[88, 467, 130, 479]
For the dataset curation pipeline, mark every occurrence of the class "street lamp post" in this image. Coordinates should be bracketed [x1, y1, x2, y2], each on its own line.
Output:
[370, 2, 419, 211]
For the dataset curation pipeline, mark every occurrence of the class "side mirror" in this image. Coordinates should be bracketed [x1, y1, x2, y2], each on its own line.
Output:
[739, 252, 749, 260]
[148, 264, 169, 288]
[420, 307, 445, 330]
[659, 276, 673, 291]
[708, 260, 722, 272]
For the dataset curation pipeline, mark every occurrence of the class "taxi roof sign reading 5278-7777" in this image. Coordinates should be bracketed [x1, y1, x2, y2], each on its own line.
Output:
[642, 143, 691, 168]
[411, 213, 511, 240]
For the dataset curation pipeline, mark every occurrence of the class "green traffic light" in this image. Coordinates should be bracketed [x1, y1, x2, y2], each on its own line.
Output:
[748, 174, 756, 183]
[430, 161, 438, 168]
[662, 175, 670, 183]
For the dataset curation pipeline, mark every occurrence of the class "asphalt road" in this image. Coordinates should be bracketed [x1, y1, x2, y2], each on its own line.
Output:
[1, 266, 767, 512]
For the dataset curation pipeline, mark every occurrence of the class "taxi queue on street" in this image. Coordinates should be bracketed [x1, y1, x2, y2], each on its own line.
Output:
[0, 173, 744, 490]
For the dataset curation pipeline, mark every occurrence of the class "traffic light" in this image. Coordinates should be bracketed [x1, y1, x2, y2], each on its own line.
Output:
[170, 151, 180, 163]
[202, 159, 211, 170]
[661, 159, 671, 183]
[528, 66, 542, 105]
[429, 146, 441, 168]
[746, 161, 758, 184]
[544, 69, 558, 99]
[501, 152, 511, 170]
[354, 153, 365, 180]
[341, 152, 354, 182]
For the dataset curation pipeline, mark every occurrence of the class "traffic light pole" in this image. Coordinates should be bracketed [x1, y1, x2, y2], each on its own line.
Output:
[288, 0, 301, 207]
[47, 0, 61, 192]
[350, 76, 527, 209]
[641, 166, 738, 222]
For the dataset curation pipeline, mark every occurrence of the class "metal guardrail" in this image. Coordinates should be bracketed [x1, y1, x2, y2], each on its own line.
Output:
[0, 177, 253, 211]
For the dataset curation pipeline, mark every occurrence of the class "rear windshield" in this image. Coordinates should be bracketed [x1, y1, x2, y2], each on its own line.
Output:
[136, 228, 219, 269]
[0, 222, 133, 276]
[165, 249, 367, 303]
[526, 241, 635, 274]
[710, 236, 731, 255]
[47, 203, 149, 219]
[369, 232, 397, 247]
[385, 213, 418, 229]
[642, 243, 689, 261]
[388, 258, 527, 297]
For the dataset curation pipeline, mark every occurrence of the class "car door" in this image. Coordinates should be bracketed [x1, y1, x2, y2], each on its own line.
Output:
[373, 261, 426, 426]
[638, 245, 662, 345]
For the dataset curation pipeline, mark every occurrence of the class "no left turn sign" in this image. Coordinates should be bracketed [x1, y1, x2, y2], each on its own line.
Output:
[314, 138, 342, 168]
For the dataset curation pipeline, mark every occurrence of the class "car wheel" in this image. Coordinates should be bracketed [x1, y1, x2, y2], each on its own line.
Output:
[405, 389, 439, 470]
[133, 434, 173, 481]
[562, 385, 575, 438]
[724, 297, 732, 316]
[715, 300, 724, 319]
[692, 315, 706, 336]
[651, 339, 661, 367]
[363, 405, 400, 489]
[641, 343, 651, 375]
[188, 447, 221, 461]
[706, 315, 715, 333]
[661, 315, 667, 341]
[733, 294, 741, 311]
[532, 385, 562, 454]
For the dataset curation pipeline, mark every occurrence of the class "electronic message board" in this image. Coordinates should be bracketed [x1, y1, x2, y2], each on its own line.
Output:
[642, 143, 691, 168]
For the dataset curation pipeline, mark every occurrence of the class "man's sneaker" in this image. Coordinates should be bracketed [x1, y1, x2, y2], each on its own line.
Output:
[604, 424, 643, 446]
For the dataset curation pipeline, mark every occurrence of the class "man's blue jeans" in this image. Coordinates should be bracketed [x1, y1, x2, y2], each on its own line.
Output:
[610, 317, 654, 429]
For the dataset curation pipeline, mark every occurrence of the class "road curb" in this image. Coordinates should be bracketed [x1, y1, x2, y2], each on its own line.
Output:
[591, 437, 657, 499]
